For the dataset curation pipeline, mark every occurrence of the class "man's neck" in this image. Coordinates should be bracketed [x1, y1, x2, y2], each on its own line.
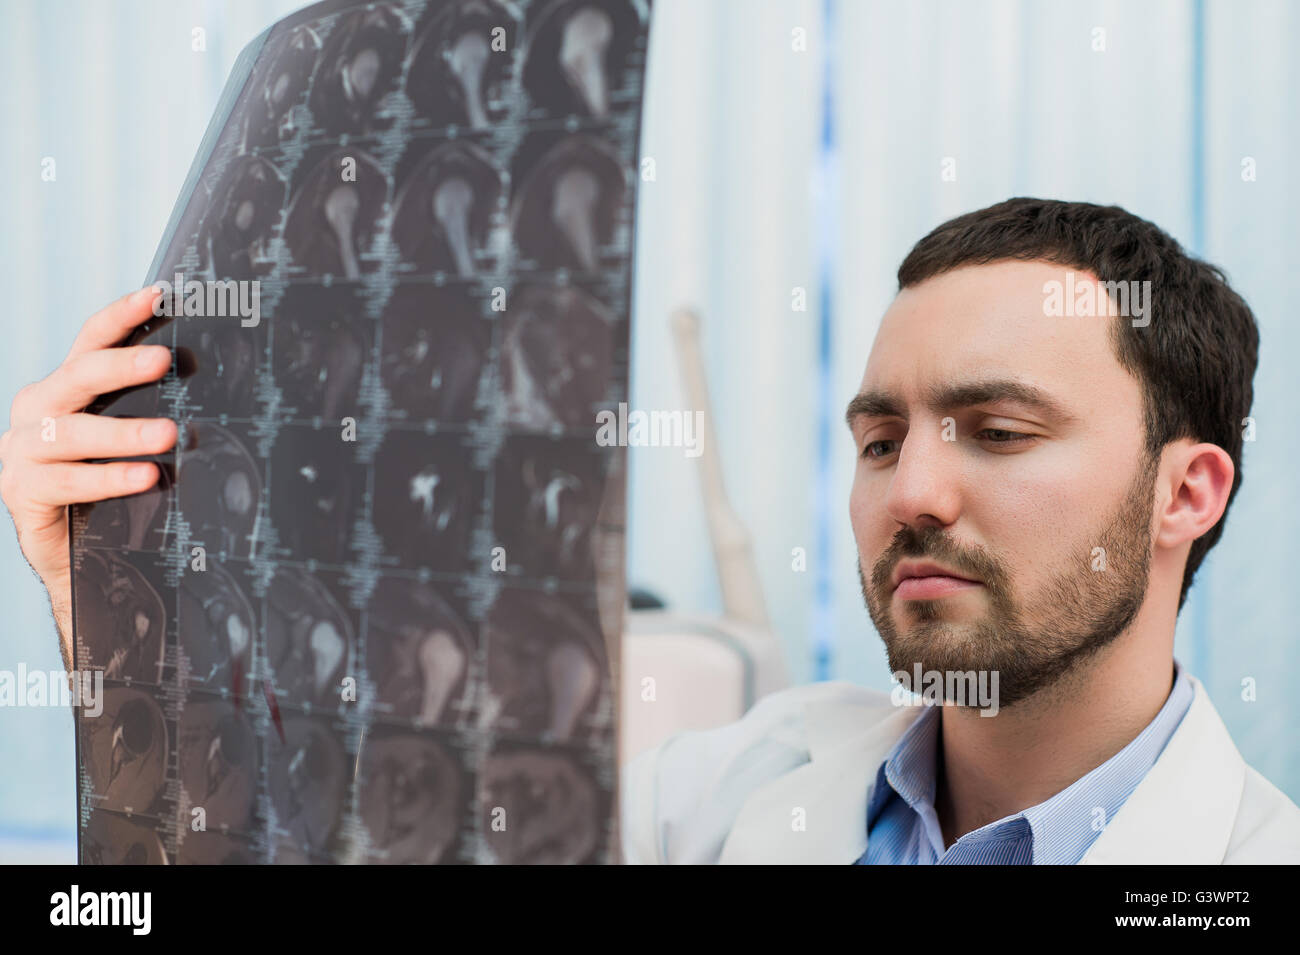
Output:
[933, 601, 1178, 848]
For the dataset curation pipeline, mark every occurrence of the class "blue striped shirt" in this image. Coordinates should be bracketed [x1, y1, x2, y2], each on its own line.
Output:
[855, 660, 1194, 864]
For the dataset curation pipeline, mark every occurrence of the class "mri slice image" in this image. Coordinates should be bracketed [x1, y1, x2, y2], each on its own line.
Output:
[178, 560, 254, 693]
[493, 435, 606, 580]
[500, 284, 614, 429]
[268, 717, 349, 857]
[196, 156, 287, 281]
[176, 424, 262, 561]
[177, 702, 258, 832]
[73, 551, 167, 684]
[177, 831, 258, 865]
[358, 732, 465, 863]
[82, 688, 169, 815]
[392, 141, 504, 277]
[372, 431, 481, 573]
[511, 134, 627, 272]
[405, 0, 520, 129]
[380, 284, 489, 422]
[366, 577, 474, 726]
[486, 587, 607, 742]
[83, 812, 168, 865]
[284, 149, 387, 280]
[264, 569, 355, 708]
[175, 321, 264, 420]
[480, 748, 600, 864]
[78, 412, 172, 551]
[270, 286, 369, 421]
[521, 0, 645, 119]
[307, 2, 411, 135]
[236, 24, 322, 149]
[268, 426, 365, 566]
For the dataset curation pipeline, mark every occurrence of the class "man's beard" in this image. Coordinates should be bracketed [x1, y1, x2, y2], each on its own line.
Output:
[859, 453, 1159, 709]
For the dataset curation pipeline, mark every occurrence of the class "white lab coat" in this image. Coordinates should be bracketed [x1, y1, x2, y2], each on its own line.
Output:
[621, 672, 1300, 864]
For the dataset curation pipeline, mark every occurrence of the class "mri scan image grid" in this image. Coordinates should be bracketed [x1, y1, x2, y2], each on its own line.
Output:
[70, 0, 651, 864]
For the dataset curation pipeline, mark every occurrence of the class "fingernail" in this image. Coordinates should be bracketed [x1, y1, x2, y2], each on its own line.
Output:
[135, 285, 160, 304]
[140, 420, 173, 444]
[134, 345, 169, 369]
[127, 463, 155, 484]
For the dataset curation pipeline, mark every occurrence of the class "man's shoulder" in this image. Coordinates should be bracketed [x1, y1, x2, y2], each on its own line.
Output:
[642, 678, 896, 769]
[1182, 674, 1300, 863]
[689, 678, 897, 739]
[620, 680, 895, 864]
[1223, 765, 1300, 863]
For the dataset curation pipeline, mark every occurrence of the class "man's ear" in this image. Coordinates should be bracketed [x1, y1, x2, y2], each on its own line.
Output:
[1154, 441, 1235, 549]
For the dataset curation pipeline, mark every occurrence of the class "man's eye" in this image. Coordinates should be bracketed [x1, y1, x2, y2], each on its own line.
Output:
[862, 439, 898, 459]
[976, 428, 1031, 444]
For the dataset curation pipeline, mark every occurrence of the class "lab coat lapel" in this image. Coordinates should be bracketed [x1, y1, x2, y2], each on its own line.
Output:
[716, 673, 1245, 865]
[718, 697, 923, 864]
[1080, 674, 1243, 864]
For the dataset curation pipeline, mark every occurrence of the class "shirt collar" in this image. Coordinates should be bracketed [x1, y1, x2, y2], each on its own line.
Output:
[867, 698, 940, 826]
[1023, 660, 1194, 863]
[866, 659, 1196, 862]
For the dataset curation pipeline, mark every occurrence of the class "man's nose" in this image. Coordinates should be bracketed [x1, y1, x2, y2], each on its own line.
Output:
[882, 423, 963, 529]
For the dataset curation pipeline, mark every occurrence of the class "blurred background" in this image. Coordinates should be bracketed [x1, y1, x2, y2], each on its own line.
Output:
[1, 0, 1296, 861]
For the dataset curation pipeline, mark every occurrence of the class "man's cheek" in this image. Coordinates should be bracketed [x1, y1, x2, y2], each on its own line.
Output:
[847, 502, 879, 564]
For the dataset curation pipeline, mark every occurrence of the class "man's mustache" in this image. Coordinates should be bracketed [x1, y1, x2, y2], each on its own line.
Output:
[869, 525, 1007, 597]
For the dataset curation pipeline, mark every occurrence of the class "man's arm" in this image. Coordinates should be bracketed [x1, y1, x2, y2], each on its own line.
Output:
[0, 286, 177, 671]
[50, 566, 73, 676]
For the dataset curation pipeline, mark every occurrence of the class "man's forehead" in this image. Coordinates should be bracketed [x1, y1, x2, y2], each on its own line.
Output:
[859, 260, 1127, 405]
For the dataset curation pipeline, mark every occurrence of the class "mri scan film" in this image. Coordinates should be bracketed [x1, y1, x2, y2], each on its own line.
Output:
[71, 0, 650, 864]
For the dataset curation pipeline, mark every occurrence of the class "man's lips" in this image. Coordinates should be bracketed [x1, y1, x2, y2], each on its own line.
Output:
[890, 560, 983, 600]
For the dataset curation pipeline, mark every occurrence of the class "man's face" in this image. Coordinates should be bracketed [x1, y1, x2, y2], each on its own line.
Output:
[848, 260, 1158, 708]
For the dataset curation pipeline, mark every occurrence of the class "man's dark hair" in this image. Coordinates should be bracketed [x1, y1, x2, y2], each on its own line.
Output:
[896, 197, 1259, 611]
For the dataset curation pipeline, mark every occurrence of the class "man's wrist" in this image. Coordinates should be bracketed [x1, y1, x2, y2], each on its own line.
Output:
[47, 572, 73, 673]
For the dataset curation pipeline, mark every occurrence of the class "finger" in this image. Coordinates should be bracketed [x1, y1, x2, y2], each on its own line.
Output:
[17, 345, 172, 422]
[65, 286, 163, 360]
[22, 460, 161, 509]
[13, 414, 177, 463]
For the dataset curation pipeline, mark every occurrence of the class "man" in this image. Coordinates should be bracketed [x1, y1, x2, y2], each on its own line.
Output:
[620, 198, 1300, 864]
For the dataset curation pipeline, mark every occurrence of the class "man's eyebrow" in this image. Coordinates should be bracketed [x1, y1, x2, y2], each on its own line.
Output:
[844, 390, 904, 428]
[844, 379, 1076, 429]
[926, 379, 1077, 423]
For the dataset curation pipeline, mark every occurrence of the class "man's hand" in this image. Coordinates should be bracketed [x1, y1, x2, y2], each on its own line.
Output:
[0, 286, 177, 670]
